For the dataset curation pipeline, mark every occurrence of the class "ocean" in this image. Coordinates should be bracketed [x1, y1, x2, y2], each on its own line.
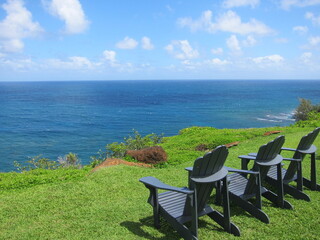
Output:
[0, 80, 319, 172]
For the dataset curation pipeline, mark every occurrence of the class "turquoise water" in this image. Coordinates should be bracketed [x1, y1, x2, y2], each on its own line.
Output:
[0, 80, 319, 171]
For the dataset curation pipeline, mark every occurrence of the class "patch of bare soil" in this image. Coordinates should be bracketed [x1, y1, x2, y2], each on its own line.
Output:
[91, 158, 152, 172]
[263, 130, 282, 136]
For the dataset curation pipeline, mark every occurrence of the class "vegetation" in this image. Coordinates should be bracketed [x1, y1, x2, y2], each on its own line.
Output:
[14, 152, 82, 173]
[14, 155, 58, 172]
[106, 130, 164, 158]
[0, 123, 319, 239]
[293, 98, 320, 121]
[57, 152, 82, 168]
[1, 100, 320, 239]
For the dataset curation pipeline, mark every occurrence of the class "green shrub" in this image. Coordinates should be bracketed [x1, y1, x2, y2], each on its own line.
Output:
[89, 149, 107, 168]
[293, 98, 320, 121]
[294, 111, 320, 127]
[14, 155, 58, 172]
[106, 130, 164, 158]
[57, 152, 82, 168]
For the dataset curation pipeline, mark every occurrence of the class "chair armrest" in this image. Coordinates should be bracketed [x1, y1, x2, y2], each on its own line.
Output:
[226, 166, 259, 175]
[281, 147, 297, 152]
[248, 153, 257, 157]
[282, 157, 302, 162]
[139, 176, 193, 194]
[238, 155, 257, 160]
[185, 167, 193, 172]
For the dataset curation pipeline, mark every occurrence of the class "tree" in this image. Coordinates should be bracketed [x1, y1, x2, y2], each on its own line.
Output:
[293, 98, 320, 121]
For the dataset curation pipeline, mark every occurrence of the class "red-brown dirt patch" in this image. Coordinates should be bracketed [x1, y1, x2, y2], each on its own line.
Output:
[263, 131, 282, 136]
[225, 141, 240, 148]
[91, 158, 152, 172]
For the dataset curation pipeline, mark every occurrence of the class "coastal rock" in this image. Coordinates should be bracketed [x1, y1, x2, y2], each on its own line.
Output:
[126, 146, 167, 164]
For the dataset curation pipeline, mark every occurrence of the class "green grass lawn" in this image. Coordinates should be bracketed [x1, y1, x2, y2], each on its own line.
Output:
[0, 126, 319, 239]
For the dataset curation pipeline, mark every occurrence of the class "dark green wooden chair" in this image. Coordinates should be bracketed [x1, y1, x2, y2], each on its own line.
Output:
[265, 127, 320, 201]
[228, 136, 293, 224]
[139, 146, 240, 239]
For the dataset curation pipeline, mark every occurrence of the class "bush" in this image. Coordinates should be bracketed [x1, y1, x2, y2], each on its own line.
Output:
[125, 146, 167, 164]
[90, 149, 107, 168]
[293, 98, 320, 121]
[14, 155, 58, 172]
[106, 130, 164, 158]
[57, 152, 82, 168]
[294, 111, 320, 127]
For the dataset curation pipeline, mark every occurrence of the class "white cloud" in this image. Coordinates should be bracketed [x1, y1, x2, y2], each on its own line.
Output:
[293, 26, 308, 34]
[116, 36, 138, 49]
[280, 0, 320, 10]
[166, 5, 174, 12]
[301, 52, 312, 63]
[227, 35, 241, 52]
[46, 56, 94, 69]
[165, 40, 199, 60]
[0, 57, 35, 70]
[0, 0, 43, 52]
[1, 39, 24, 52]
[211, 47, 223, 55]
[103, 50, 116, 62]
[305, 12, 320, 25]
[141, 37, 154, 50]
[309, 36, 320, 46]
[45, 0, 89, 34]
[223, 0, 259, 8]
[178, 10, 273, 35]
[209, 58, 230, 65]
[243, 35, 257, 46]
[252, 54, 284, 64]
[275, 38, 289, 43]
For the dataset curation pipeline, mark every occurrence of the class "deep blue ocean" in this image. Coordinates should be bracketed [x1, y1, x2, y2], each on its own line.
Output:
[1, 80, 320, 172]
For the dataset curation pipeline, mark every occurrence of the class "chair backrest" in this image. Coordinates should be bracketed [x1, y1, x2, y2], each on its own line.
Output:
[285, 128, 320, 181]
[244, 136, 285, 194]
[185, 145, 228, 214]
[293, 127, 320, 159]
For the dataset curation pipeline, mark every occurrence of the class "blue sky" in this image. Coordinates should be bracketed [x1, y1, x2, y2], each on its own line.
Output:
[0, 0, 320, 81]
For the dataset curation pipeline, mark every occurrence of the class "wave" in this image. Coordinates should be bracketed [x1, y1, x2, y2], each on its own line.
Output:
[256, 112, 295, 123]
[256, 118, 282, 123]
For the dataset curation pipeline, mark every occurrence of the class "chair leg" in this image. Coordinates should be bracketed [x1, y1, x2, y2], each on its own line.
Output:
[222, 177, 231, 233]
[283, 183, 311, 201]
[208, 210, 241, 236]
[262, 191, 293, 209]
[190, 190, 198, 239]
[276, 163, 284, 208]
[161, 210, 196, 240]
[146, 186, 160, 228]
[301, 153, 320, 191]
[152, 200, 160, 228]
[215, 180, 222, 205]
[302, 178, 320, 191]
[230, 195, 269, 223]
[266, 174, 311, 201]
[310, 153, 318, 190]
[297, 161, 303, 191]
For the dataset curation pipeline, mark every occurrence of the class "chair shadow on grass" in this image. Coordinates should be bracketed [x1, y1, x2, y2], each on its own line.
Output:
[121, 199, 279, 239]
[120, 215, 230, 240]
